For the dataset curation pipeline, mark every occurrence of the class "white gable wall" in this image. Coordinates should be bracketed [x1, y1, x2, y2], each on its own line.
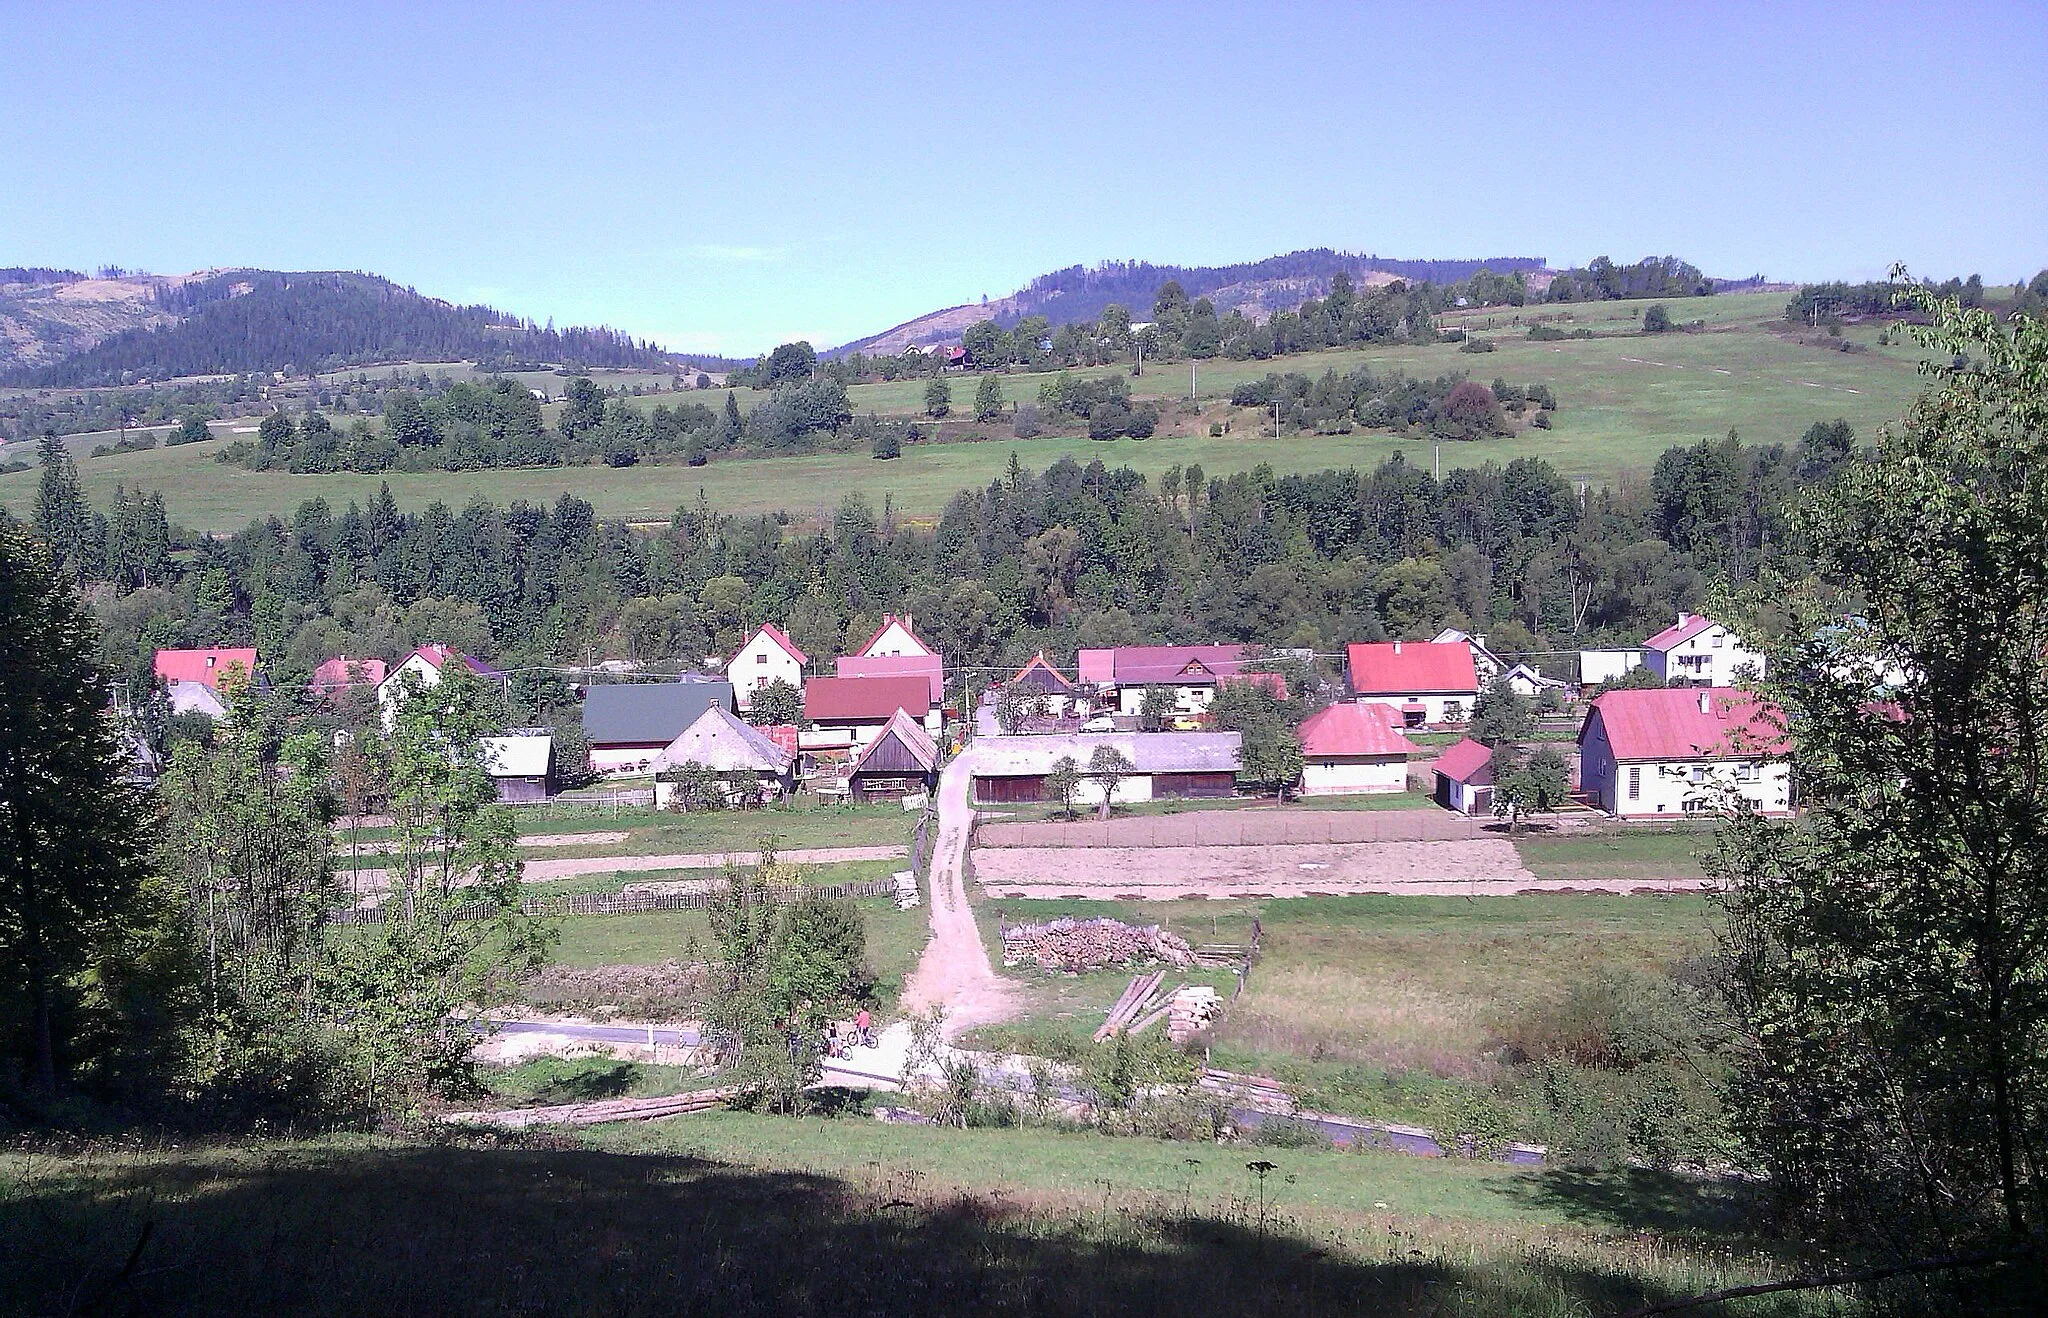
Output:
[864, 619, 933, 658]
[1647, 625, 1767, 687]
[1302, 754, 1407, 796]
[727, 632, 803, 710]
[376, 652, 443, 727]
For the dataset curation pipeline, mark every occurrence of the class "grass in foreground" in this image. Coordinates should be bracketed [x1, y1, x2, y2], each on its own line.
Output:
[0, 1128, 1848, 1318]
[1514, 829, 1715, 880]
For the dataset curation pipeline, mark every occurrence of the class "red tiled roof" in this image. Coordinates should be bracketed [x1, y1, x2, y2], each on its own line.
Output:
[1581, 688, 1789, 762]
[309, 656, 388, 694]
[1642, 613, 1716, 652]
[803, 675, 933, 723]
[748, 623, 807, 665]
[153, 647, 257, 690]
[1432, 737, 1496, 785]
[759, 723, 801, 756]
[1076, 648, 1116, 686]
[1298, 702, 1417, 758]
[1219, 671, 1289, 699]
[1346, 642, 1478, 696]
[408, 644, 504, 678]
[836, 654, 944, 705]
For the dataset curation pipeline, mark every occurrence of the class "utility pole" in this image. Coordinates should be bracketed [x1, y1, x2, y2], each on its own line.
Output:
[1273, 398, 1281, 439]
[1434, 443, 1441, 482]
[1190, 359, 1196, 403]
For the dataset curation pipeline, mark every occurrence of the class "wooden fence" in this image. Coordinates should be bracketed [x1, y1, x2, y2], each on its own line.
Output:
[328, 875, 896, 925]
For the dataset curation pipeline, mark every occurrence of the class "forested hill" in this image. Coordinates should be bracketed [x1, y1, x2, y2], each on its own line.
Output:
[14, 270, 676, 386]
[832, 249, 1549, 356]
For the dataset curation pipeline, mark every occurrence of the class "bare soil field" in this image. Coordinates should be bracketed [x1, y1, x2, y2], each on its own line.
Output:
[974, 808, 1484, 849]
[972, 839, 1553, 899]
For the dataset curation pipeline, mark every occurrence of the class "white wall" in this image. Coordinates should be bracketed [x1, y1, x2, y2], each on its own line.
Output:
[864, 619, 932, 657]
[1647, 626, 1767, 687]
[1582, 721, 1792, 818]
[376, 653, 441, 727]
[1355, 692, 1471, 726]
[1301, 756, 1407, 796]
[591, 744, 666, 773]
[727, 633, 803, 711]
[1579, 649, 1643, 687]
[1115, 683, 1214, 716]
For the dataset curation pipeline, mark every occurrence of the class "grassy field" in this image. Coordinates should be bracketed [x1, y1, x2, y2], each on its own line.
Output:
[339, 800, 915, 851]
[1514, 828, 1715, 880]
[960, 892, 1716, 1122]
[1, 1125, 1891, 1318]
[0, 293, 1929, 531]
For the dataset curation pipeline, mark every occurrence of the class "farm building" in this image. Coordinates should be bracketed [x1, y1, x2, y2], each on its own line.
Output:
[308, 655, 388, 703]
[649, 705, 794, 808]
[481, 731, 555, 804]
[1431, 737, 1497, 815]
[582, 676, 735, 773]
[1296, 701, 1415, 796]
[1579, 648, 1644, 690]
[1007, 652, 1082, 715]
[1346, 641, 1480, 726]
[1075, 644, 1273, 716]
[726, 624, 806, 713]
[847, 709, 940, 803]
[1642, 613, 1768, 688]
[801, 674, 937, 752]
[153, 646, 257, 715]
[378, 644, 505, 727]
[969, 732, 1241, 806]
[1577, 687, 1792, 819]
[1499, 662, 1567, 699]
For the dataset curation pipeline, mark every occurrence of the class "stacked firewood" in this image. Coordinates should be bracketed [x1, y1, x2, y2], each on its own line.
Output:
[1003, 917, 1196, 973]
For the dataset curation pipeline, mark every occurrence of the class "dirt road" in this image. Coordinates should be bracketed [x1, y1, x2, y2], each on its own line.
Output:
[899, 749, 1020, 1038]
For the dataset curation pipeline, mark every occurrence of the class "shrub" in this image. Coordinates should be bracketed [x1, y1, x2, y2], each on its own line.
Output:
[1457, 338, 1497, 354]
[1643, 304, 1673, 333]
[1011, 403, 1043, 438]
[1530, 411, 1552, 428]
[1251, 1115, 1331, 1149]
[872, 431, 900, 460]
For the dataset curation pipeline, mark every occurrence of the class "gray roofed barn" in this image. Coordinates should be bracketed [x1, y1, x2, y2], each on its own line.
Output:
[583, 678, 735, 769]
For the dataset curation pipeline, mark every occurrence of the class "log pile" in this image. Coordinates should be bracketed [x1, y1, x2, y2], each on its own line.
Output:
[1095, 970, 1167, 1042]
[443, 1085, 738, 1130]
[1003, 917, 1196, 973]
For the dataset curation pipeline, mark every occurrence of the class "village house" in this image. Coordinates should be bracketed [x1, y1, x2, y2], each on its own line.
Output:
[969, 731, 1241, 806]
[837, 614, 946, 710]
[1577, 687, 1793, 819]
[153, 646, 257, 716]
[1075, 644, 1269, 717]
[801, 674, 937, 753]
[1345, 641, 1480, 727]
[1641, 613, 1768, 688]
[1296, 701, 1416, 796]
[481, 730, 555, 804]
[581, 676, 735, 773]
[377, 644, 505, 726]
[725, 623, 806, 713]
[1006, 652, 1083, 718]
[1431, 737, 1497, 815]
[308, 655, 388, 704]
[649, 705, 794, 808]
[846, 709, 941, 803]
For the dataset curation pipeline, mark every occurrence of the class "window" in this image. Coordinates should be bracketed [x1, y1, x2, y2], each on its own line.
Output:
[756, 653, 767, 663]
[1711, 633, 1724, 648]
[1444, 702, 1466, 722]
[1627, 766, 1641, 800]
[1689, 765, 1708, 783]
[1734, 762, 1757, 782]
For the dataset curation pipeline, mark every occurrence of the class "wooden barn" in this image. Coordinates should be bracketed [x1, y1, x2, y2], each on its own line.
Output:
[482, 731, 555, 804]
[847, 709, 940, 802]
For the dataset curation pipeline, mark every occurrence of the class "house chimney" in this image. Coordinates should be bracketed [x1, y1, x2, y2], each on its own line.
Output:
[1393, 640, 1403, 655]
[1699, 690, 1711, 715]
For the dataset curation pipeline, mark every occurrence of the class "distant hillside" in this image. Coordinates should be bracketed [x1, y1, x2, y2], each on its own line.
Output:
[831, 249, 1547, 356]
[5, 269, 679, 386]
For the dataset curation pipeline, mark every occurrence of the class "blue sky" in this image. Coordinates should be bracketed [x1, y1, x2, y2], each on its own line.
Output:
[2, 1, 2041, 357]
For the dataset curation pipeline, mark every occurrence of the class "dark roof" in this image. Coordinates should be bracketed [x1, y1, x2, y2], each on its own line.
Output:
[582, 678, 734, 746]
[851, 710, 941, 776]
[1010, 654, 1076, 696]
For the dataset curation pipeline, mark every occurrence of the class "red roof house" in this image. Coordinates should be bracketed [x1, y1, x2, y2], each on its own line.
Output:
[1430, 736, 1498, 815]
[153, 647, 258, 690]
[309, 655, 388, 699]
[1345, 641, 1480, 726]
[803, 675, 934, 727]
[1578, 688, 1792, 817]
[1297, 701, 1416, 796]
[750, 622, 808, 665]
[836, 653, 945, 706]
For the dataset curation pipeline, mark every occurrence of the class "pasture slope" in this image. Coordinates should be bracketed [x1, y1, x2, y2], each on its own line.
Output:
[0, 292, 1928, 531]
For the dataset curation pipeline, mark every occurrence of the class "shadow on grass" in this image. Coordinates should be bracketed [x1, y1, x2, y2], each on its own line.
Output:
[0, 1138, 1726, 1318]
[1492, 1164, 1756, 1235]
[521, 1059, 643, 1104]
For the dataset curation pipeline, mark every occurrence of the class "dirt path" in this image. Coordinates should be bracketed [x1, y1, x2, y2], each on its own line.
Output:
[344, 844, 907, 893]
[900, 749, 1021, 1038]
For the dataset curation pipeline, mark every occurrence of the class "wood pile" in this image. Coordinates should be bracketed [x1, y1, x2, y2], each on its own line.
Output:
[443, 1085, 738, 1130]
[1003, 917, 1195, 973]
[892, 869, 920, 910]
[1197, 1068, 1295, 1116]
[1127, 985, 1220, 1043]
[1094, 970, 1167, 1042]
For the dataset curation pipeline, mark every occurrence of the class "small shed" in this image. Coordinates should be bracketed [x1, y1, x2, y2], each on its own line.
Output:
[1432, 737, 1495, 816]
[482, 731, 555, 804]
[848, 709, 940, 802]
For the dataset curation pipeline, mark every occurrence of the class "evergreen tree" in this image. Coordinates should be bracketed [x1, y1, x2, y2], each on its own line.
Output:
[0, 524, 159, 1093]
[30, 434, 97, 583]
[973, 373, 1004, 424]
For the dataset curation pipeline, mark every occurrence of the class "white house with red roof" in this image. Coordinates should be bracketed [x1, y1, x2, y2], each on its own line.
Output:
[800, 674, 938, 753]
[309, 655, 388, 703]
[1074, 644, 1262, 716]
[858, 614, 936, 659]
[1578, 687, 1792, 818]
[1641, 613, 1767, 688]
[726, 624, 807, 712]
[153, 647, 258, 717]
[838, 614, 946, 710]
[1345, 641, 1480, 727]
[1431, 737, 1498, 815]
[377, 644, 506, 727]
[1297, 702, 1416, 796]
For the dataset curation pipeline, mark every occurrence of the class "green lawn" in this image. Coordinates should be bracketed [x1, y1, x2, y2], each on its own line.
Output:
[1514, 829, 1715, 881]
[1, 1127, 1865, 1318]
[2, 292, 1928, 530]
